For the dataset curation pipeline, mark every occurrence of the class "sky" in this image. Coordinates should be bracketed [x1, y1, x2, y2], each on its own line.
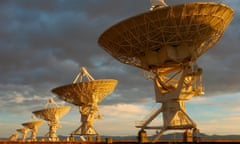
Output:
[0, 0, 240, 139]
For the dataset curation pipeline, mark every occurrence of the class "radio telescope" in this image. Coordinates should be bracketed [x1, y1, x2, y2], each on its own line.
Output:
[98, 1, 234, 142]
[51, 67, 118, 141]
[32, 98, 71, 141]
[16, 127, 29, 141]
[22, 120, 44, 141]
[9, 133, 18, 141]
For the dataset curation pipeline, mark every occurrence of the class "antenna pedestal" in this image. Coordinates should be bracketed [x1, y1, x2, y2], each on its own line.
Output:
[71, 105, 99, 139]
[136, 64, 203, 142]
[152, 101, 196, 142]
[48, 121, 60, 141]
[31, 127, 37, 141]
[161, 101, 196, 128]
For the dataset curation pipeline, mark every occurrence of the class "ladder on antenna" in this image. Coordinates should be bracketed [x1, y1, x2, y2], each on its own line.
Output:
[135, 104, 162, 129]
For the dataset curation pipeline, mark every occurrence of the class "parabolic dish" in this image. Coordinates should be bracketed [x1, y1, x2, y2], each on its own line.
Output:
[98, 2, 234, 70]
[16, 128, 28, 133]
[32, 106, 71, 122]
[51, 79, 118, 106]
[22, 121, 43, 129]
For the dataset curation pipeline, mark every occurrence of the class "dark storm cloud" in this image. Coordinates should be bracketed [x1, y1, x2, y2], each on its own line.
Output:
[0, 0, 239, 114]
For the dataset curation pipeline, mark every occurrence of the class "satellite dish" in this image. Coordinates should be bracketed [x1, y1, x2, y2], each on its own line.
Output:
[98, 2, 234, 70]
[22, 120, 44, 141]
[98, 1, 234, 142]
[32, 98, 71, 141]
[52, 80, 118, 106]
[16, 127, 29, 141]
[9, 133, 18, 141]
[52, 67, 118, 141]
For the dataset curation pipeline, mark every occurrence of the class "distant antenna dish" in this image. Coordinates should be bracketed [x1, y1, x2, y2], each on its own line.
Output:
[98, 2, 234, 142]
[52, 67, 118, 141]
[9, 133, 18, 141]
[32, 98, 71, 141]
[22, 120, 44, 141]
[16, 127, 29, 141]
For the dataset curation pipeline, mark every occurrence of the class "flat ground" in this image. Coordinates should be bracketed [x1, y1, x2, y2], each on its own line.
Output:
[1, 139, 240, 144]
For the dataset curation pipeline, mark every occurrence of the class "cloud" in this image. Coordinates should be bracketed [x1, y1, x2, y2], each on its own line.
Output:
[187, 93, 240, 135]
[198, 116, 240, 135]
[96, 104, 150, 136]
[101, 104, 149, 119]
